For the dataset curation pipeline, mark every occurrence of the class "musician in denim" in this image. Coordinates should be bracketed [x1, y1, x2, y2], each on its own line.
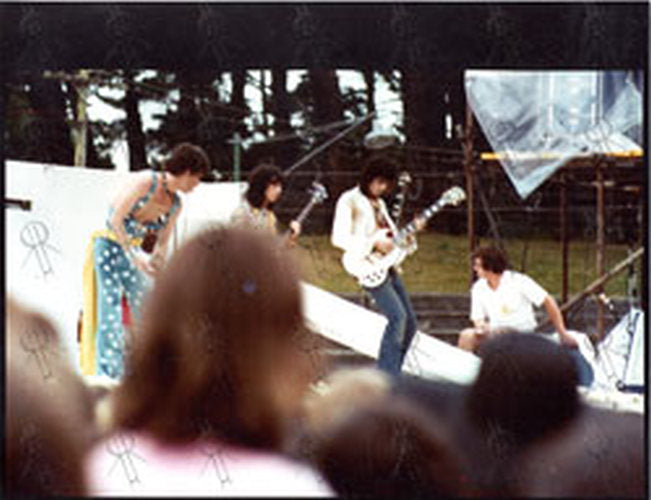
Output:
[331, 157, 426, 376]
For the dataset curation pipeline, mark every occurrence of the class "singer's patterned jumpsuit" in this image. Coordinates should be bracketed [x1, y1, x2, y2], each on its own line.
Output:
[94, 171, 180, 378]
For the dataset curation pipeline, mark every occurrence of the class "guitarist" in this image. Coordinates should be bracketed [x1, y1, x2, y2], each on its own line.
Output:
[232, 163, 301, 242]
[331, 157, 426, 376]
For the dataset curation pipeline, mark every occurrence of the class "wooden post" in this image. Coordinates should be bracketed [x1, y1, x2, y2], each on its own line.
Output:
[560, 170, 569, 303]
[73, 69, 90, 167]
[595, 158, 606, 339]
[232, 132, 242, 182]
[463, 103, 476, 286]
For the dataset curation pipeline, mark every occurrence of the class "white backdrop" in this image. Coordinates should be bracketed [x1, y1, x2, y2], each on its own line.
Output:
[6, 160, 244, 370]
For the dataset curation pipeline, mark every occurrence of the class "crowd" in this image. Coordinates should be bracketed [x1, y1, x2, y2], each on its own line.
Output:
[6, 224, 644, 497]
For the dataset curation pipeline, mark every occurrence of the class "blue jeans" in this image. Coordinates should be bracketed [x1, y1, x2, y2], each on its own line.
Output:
[565, 347, 595, 388]
[93, 237, 148, 379]
[365, 269, 418, 376]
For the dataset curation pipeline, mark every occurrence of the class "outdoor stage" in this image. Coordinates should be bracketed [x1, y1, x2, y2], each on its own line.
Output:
[5, 160, 644, 414]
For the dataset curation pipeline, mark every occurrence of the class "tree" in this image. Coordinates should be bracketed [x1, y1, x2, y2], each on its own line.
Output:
[144, 69, 241, 177]
[5, 75, 74, 166]
[124, 71, 147, 170]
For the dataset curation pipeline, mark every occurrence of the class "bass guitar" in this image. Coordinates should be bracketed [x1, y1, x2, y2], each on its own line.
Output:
[284, 181, 328, 240]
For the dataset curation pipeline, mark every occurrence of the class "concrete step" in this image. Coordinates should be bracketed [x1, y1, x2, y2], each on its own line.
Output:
[337, 292, 637, 336]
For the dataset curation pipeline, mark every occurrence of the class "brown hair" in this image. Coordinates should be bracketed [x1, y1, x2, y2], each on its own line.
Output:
[472, 246, 509, 274]
[467, 333, 579, 446]
[164, 142, 211, 177]
[313, 398, 466, 497]
[245, 163, 286, 209]
[6, 299, 92, 496]
[112, 226, 313, 449]
[302, 367, 391, 434]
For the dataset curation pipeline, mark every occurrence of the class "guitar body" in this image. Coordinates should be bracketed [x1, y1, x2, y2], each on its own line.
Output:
[342, 245, 409, 288]
[341, 185, 466, 289]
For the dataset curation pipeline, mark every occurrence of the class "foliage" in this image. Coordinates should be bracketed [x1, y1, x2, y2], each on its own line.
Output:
[294, 232, 642, 299]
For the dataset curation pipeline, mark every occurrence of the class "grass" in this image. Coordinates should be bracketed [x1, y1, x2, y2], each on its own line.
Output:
[292, 232, 643, 299]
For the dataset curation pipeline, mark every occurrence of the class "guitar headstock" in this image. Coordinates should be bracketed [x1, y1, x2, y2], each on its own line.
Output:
[308, 181, 329, 204]
[397, 170, 412, 188]
[439, 186, 466, 206]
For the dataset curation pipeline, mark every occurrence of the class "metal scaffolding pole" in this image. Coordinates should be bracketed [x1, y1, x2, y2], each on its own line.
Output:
[560, 170, 569, 304]
[595, 157, 606, 340]
[463, 103, 477, 287]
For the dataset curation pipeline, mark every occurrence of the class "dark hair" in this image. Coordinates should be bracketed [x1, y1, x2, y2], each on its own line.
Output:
[467, 333, 580, 446]
[245, 163, 285, 209]
[113, 226, 312, 450]
[516, 409, 644, 497]
[6, 299, 92, 496]
[313, 398, 466, 497]
[359, 156, 398, 197]
[473, 246, 509, 274]
[164, 142, 211, 177]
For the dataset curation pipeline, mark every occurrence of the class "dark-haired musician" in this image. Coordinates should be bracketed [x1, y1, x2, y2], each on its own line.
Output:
[231, 163, 301, 241]
[457, 246, 579, 353]
[331, 157, 426, 376]
[81, 142, 211, 379]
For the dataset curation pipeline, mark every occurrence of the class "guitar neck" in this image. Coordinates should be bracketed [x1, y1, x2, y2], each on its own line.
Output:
[395, 200, 445, 240]
[294, 200, 316, 225]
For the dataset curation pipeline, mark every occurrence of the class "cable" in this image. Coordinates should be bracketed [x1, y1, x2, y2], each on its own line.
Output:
[284, 112, 376, 176]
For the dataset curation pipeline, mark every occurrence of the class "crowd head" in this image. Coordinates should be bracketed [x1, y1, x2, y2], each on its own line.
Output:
[6, 299, 95, 497]
[111, 226, 313, 449]
[468, 333, 580, 446]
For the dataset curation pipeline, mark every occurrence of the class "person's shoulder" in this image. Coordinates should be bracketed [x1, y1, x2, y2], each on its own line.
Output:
[232, 199, 248, 213]
[503, 269, 522, 281]
[507, 270, 545, 290]
[471, 278, 488, 292]
[507, 269, 532, 282]
[342, 185, 359, 197]
[337, 185, 359, 203]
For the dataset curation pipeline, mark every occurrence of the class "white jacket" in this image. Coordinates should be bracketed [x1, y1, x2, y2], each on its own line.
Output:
[331, 186, 400, 257]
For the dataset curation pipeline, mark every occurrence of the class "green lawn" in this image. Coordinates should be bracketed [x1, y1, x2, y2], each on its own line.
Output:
[293, 232, 643, 298]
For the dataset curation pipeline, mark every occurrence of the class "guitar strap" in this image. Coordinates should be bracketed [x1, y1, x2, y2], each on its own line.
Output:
[370, 199, 390, 229]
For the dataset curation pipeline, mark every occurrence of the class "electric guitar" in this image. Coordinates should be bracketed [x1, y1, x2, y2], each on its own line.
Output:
[342, 186, 466, 288]
[284, 181, 328, 240]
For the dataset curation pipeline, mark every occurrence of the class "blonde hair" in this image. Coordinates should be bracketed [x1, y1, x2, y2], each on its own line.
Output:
[303, 367, 391, 434]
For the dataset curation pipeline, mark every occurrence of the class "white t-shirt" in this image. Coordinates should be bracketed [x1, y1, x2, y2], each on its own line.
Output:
[470, 270, 548, 333]
[85, 431, 333, 497]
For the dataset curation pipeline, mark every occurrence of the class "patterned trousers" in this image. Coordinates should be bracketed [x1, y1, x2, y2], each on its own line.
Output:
[93, 237, 148, 378]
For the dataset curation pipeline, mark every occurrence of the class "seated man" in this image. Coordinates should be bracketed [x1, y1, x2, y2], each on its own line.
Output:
[458, 246, 578, 353]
